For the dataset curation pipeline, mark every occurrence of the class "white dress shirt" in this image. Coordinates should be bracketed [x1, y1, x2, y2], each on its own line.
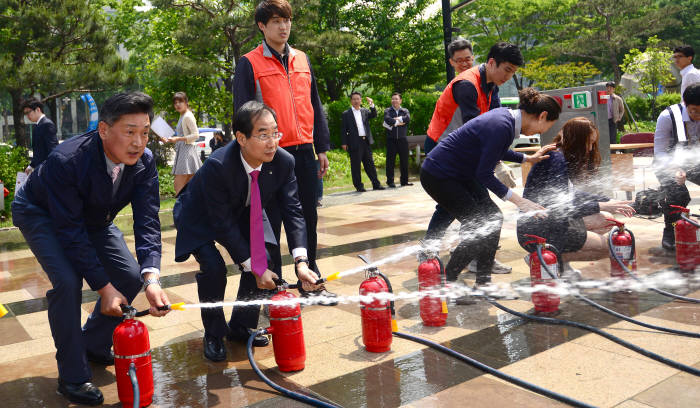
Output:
[680, 64, 700, 97]
[351, 107, 366, 136]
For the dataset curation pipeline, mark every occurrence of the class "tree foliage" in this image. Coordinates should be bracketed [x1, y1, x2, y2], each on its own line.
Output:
[620, 36, 675, 118]
[519, 58, 601, 90]
[0, 0, 128, 147]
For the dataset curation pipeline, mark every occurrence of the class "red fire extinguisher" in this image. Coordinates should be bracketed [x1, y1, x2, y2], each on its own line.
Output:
[607, 219, 636, 278]
[113, 305, 154, 408]
[524, 235, 562, 314]
[268, 281, 306, 372]
[359, 266, 395, 352]
[418, 251, 448, 327]
[670, 205, 700, 272]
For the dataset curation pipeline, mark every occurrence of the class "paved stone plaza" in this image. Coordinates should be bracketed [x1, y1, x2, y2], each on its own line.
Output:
[0, 158, 699, 407]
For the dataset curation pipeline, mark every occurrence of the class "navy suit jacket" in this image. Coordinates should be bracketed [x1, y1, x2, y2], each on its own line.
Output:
[173, 141, 307, 264]
[30, 115, 58, 168]
[20, 130, 161, 291]
[384, 107, 411, 140]
[341, 106, 377, 148]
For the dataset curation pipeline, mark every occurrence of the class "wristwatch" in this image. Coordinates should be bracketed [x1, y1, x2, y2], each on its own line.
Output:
[294, 257, 309, 267]
[143, 278, 161, 290]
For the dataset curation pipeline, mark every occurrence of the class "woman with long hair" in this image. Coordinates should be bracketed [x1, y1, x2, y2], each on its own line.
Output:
[421, 88, 560, 293]
[160, 92, 202, 194]
[517, 117, 635, 276]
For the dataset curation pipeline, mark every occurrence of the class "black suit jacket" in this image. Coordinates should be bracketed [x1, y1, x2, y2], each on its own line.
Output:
[173, 141, 307, 263]
[341, 106, 377, 149]
[384, 107, 411, 140]
[30, 115, 58, 168]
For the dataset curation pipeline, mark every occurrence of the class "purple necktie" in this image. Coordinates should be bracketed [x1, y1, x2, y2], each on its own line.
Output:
[249, 170, 267, 277]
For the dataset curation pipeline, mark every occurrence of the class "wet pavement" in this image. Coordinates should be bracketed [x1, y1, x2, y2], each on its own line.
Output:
[1, 157, 699, 407]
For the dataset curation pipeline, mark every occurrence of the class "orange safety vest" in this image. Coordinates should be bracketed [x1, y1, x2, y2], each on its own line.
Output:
[245, 43, 315, 148]
[427, 65, 493, 141]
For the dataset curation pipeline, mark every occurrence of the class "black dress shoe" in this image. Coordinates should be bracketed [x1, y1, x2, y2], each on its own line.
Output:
[298, 284, 339, 306]
[356, 187, 367, 192]
[227, 326, 269, 347]
[203, 334, 227, 362]
[86, 349, 114, 365]
[401, 182, 414, 186]
[387, 183, 397, 188]
[57, 379, 104, 406]
[373, 185, 386, 190]
[661, 226, 676, 251]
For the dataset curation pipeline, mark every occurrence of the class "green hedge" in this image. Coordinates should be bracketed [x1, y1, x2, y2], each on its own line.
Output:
[325, 91, 440, 149]
[625, 93, 681, 122]
[0, 146, 29, 216]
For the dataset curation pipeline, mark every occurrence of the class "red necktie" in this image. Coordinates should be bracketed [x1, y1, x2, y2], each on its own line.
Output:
[249, 170, 267, 277]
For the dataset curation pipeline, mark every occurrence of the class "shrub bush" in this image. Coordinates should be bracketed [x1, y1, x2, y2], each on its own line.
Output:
[157, 166, 176, 198]
[0, 145, 29, 216]
[625, 93, 681, 122]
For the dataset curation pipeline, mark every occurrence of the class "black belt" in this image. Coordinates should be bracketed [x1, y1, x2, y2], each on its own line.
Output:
[283, 143, 314, 153]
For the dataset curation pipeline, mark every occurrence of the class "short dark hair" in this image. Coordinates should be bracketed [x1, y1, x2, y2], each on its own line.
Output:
[447, 37, 473, 58]
[518, 88, 561, 121]
[486, 42, 524, 67]
[173, 92, 189, 105]
[21, 97, 44, 113]
[683, 83, 700, 106]
[350, 91, 362, 98]
[605, 82, 616, 88]
[255, 0, 292, 26]
[99, 92, 154, 126]
[673, 45, 695, 59]
[233, 101, 277, 138]
[391, 92, 401, 98]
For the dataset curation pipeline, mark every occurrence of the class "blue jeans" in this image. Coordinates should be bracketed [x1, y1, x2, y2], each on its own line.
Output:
[12, 187, 142, 383]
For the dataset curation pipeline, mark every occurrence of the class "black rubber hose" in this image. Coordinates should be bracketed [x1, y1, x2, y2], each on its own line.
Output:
[488, 299, 700, 377]
[608, 227, 700, 303]
[246, 329, 341, 408]
[393, 331, 596, 408]
[681, 212, 700, 229]
[535, 246, 700, 338]
[128, 363, 139, 408]
[376, 271, 396, 319]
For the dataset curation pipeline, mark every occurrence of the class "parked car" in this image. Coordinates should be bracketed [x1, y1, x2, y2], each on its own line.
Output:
[194, 128, 222, 160]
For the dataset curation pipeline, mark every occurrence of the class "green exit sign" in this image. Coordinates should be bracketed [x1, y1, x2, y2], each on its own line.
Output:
[571, 91, 592, 109]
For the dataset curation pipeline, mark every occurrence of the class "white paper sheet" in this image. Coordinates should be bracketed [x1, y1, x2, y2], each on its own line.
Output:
[15, 171, 28, 191]
[151, 116, 174, 139]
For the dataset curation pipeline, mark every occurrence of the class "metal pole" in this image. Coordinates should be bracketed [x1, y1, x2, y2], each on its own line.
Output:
[441, 0, 455, 83]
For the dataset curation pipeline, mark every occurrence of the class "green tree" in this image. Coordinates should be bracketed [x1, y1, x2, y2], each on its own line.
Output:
[454, 0, 576, 90]
[0, 0, 128, 147]
[519, 58, 601, 90]
[620, 36, 675, 118]
[555, 0, 679, 83]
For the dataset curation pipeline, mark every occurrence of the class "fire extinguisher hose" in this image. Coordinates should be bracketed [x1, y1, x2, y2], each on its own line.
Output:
[128, 362, 139, 408]
[246, 329, 341, 408]
[393, 331, 596, 408]
[535, 246, 700, 338]
[608, 227, 700, 303]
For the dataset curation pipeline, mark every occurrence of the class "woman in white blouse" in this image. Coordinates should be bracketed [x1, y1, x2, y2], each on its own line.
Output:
[160, 92, 202, 195]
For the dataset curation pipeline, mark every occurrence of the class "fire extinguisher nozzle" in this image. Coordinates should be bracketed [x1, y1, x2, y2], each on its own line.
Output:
[325, 271, 341, 282]
[0, 304, 8, 318]
[391, 319, 398, 333]
[168, 302, 186, 311]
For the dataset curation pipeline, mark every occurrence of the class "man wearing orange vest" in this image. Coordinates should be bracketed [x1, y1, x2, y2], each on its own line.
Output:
[423, 42, 523, 278]
[233, 0, 337, 304]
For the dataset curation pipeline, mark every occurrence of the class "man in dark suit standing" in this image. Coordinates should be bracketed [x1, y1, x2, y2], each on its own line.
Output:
[12, 92, 170, 406]
[174, 101, 321, 362]
[22, 98, 58, 174]
[341, 92, 385, 192]
[384, 92, 412, 188]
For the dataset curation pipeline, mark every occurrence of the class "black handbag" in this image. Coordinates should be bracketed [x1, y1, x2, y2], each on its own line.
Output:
[632, 188, 664, 218]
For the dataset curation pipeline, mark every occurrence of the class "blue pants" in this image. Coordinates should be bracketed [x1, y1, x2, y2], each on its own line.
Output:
[12, 188, 142, 383]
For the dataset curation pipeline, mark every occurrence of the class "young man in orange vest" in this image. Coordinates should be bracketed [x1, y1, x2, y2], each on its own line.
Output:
[233, 0, 337, 304]
[423, 42, 524, 280]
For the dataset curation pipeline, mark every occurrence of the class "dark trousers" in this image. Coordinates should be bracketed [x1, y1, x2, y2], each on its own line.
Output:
[386, 137, 409, 185]
[193, 241, 278, 338]
[420, 169, 502, 284]
[349, 138, 380, 190]
[425, 204, 455, 241]
[423, 135, 437, 155]
[608, 118, 617, 143]
[268, 145, 322, 276]
[12, 189, 142, 383]
[655, 165, 700, 226]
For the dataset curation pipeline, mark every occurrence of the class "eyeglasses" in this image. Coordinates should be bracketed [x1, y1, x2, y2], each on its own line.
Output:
[452, 57, 473, 64]
[252, 131, 282, 142]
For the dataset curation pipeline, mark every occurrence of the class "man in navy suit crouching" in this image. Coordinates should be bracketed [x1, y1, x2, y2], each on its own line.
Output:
[173, 101, 320, 362]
